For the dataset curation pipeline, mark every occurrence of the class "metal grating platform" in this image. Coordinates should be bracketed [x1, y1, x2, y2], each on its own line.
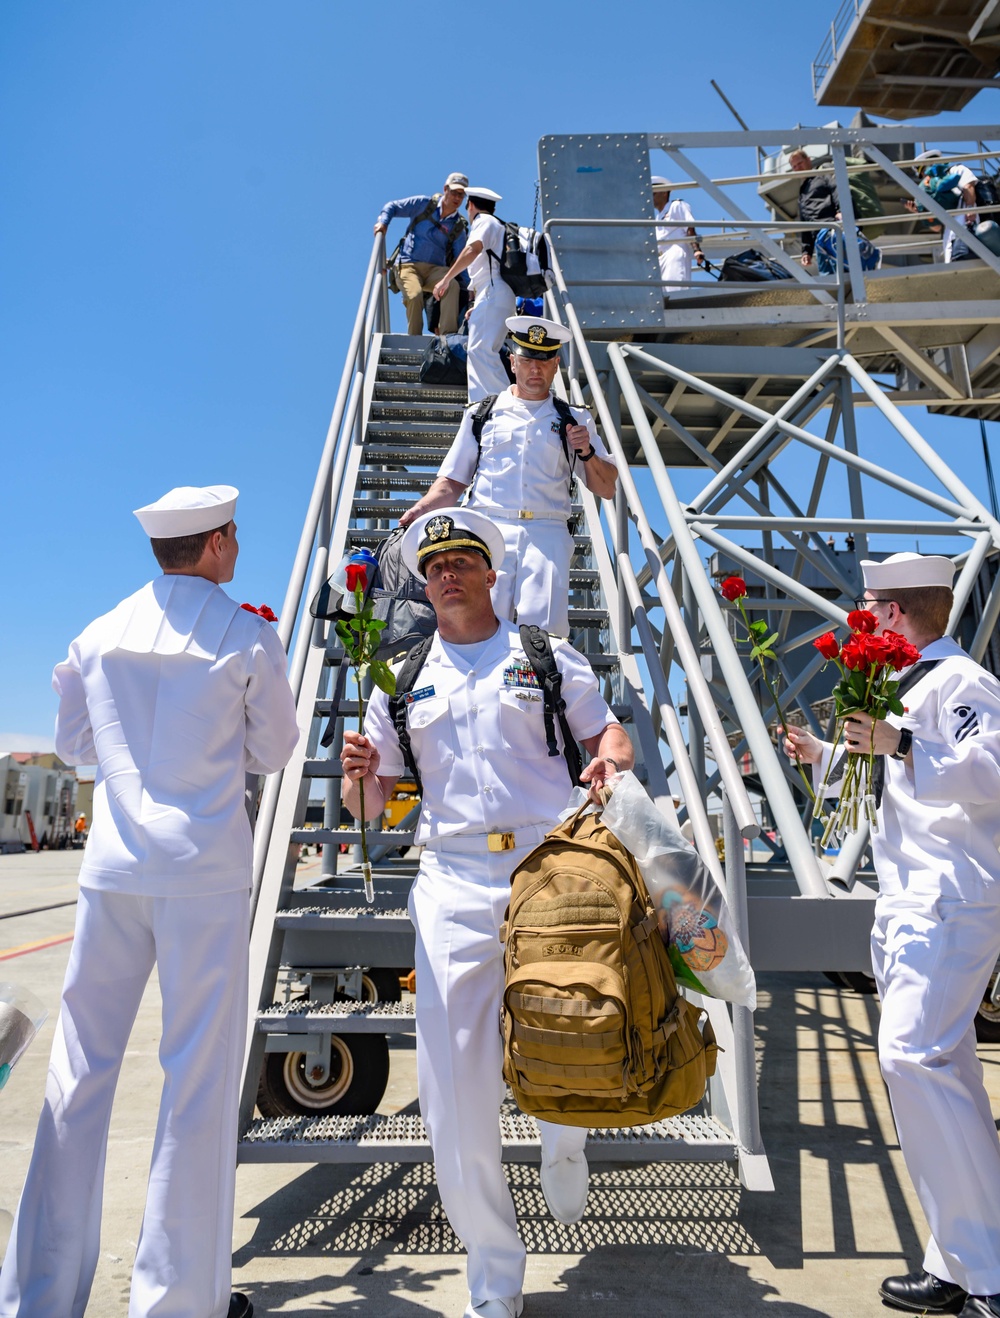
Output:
[257, 999, 416, 1032]
[238, 1110, 737, 1164]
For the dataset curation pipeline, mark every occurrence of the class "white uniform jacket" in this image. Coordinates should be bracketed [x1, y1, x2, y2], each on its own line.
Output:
[466, 212, 506, 295]
[363, 619, 617, 843]
[656, 197, 695, 287]
[873, 636, 1000, 899]
[53, 574, 300, 896]
[439, 389, 615, 520]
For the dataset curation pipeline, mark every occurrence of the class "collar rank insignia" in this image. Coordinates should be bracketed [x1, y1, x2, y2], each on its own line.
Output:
[426, 515, 452, 542]
[528, 325, 546, 346]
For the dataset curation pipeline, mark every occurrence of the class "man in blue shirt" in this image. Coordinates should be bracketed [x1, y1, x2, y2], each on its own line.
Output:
[375, 172, 470, 335]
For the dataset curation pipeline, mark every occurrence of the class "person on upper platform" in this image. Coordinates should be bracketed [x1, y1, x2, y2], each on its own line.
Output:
[431, 186, 514, 401]
[375, 172, 470, 336]
[652, 176, 703, 292]
[398, 315, 618, 636]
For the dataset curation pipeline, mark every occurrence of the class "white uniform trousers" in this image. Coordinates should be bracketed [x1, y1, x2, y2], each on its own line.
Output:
[408, 844, 587, 1306]
[467, 281, 517, 403]
[0, 886, 250, 1318]
[485, 518, 574, 637]
[872, 894, 1000, 1295]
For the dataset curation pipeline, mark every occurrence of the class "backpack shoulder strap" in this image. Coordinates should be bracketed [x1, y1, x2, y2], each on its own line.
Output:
[470, 395, 499, 452]
[551, 395, 577, 469]
[386, 632, 436, 793]
[404, 195, 440, 237]
[518, 624, 584, 786]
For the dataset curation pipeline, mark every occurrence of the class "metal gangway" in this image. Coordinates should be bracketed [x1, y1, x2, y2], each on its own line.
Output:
[236, 120, 1000, 1191]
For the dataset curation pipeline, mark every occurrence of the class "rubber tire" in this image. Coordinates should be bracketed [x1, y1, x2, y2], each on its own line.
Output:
[363, 967, 402, 1003]
[823, 970, 878, 994]
[257, 1032, 390, 1118]
[976, 973, 1000, 1043]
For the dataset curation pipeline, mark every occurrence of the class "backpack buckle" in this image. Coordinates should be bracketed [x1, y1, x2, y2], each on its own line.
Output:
[488, 831, 517, 852]
[519, 510, 534, 520]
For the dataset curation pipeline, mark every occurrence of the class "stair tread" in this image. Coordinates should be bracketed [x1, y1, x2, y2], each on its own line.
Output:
[257, 999, 416, 1032]
[238, 1111, 737, 1163]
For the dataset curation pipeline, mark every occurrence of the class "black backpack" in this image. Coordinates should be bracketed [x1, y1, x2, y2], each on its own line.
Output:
[419, 333, 468, 386]
[469, 393, 580, 482]
[489, 220, 550, 298]
[388, 624, 584, 793]
[719, 248, 793, 282]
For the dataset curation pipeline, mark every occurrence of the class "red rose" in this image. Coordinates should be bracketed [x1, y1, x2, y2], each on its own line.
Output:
[345, 563, 368, 592]
[840, 637, 869, 671]
[241, 602, 278, 623]
[847, 609, 878, 634]
[813, 632, 840, 660]
[720, 575, 747, 601]
[882, 630, 921, 670]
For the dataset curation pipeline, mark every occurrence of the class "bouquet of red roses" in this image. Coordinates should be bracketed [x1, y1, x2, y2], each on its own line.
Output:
[812, 610, 921, 842]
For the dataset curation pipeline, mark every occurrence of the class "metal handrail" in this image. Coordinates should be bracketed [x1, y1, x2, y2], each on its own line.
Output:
[544, 239, 760, 842]
[251, 234, 387, 901]
[812, 0, 863, 96]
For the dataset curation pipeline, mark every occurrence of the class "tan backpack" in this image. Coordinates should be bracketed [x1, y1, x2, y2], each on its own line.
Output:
[499, 801, 717, 1128]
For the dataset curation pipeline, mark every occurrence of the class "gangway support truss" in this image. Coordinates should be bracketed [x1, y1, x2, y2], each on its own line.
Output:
[237, 236, 773, 1194]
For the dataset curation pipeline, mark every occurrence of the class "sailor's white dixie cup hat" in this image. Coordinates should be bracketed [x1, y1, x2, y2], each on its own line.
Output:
[505, 315, 572, 359]
[465, 186, 502, 204]
[402, 508, 506, 579]
[133, 485, 239, 538]
[861, 551, 956, 591]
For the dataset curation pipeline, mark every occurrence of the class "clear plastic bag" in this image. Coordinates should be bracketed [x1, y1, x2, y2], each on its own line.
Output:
[599, 772, 757, 1010]
[0, 981, 47, 1092]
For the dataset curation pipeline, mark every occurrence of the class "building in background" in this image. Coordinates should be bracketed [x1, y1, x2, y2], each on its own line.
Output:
[1, 752, 78, 853]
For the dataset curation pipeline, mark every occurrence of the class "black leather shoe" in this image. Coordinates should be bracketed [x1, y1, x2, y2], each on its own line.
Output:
[228, 1295, 254, 1318]
[880, 1270, 967, 1314]
[959, 1298, 1000, 1318]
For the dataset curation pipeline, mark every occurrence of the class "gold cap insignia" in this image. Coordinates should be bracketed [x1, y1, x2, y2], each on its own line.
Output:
[426, 515, 452, 542]
[527, 325, 546, 346]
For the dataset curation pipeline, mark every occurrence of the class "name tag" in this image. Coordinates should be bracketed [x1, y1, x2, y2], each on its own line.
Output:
[404, 686, 436, 705]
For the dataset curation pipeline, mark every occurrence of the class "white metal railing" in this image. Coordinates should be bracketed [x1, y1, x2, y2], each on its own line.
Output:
[812, 0, 864, 97]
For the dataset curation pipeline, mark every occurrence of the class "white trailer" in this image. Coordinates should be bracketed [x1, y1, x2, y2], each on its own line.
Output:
[1, 755, 77, 852]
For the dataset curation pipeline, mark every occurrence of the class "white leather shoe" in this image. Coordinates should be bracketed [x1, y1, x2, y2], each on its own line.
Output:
[540, 1150, 589, 1224]
[463, 1294, 524, 1318]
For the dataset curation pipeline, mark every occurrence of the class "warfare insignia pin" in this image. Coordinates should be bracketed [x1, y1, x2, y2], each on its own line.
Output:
[426, 515, 452, 542]
[528, 325, 546, 345]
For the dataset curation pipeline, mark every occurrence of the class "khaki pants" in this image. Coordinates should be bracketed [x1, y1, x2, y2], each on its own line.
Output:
[397, 261, 460, 335]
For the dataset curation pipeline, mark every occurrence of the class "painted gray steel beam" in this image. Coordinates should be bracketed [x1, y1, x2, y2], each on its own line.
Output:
[607, 342, 827, 898]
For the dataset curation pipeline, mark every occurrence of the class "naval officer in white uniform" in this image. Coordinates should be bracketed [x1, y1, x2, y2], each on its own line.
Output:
[399, 316, 618, 636]
[0, 486, 299, 1318]
[340, 509, 633, 1318]
[784, 552, 1000, 1318]
[432, 186, 516, 401]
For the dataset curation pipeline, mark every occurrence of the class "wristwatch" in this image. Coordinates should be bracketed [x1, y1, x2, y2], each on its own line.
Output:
[579, 446, 596, 462]
[891, 728, 913, 760]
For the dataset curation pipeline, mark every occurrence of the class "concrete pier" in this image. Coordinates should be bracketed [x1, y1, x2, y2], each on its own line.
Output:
[1, 849, 992, 1317]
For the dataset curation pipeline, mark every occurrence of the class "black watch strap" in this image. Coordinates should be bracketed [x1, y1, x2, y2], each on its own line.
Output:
[578, 446, 596, 462]
[892, 727, 913, 760]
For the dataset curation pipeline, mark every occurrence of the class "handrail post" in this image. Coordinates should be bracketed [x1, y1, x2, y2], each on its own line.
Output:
[723, 787, 768, 1178]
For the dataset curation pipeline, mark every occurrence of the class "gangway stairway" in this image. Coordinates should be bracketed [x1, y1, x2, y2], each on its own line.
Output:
[237, 320, 771, 1190]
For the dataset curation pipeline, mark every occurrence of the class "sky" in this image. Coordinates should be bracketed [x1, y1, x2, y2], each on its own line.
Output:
[2, 0, 997, 747]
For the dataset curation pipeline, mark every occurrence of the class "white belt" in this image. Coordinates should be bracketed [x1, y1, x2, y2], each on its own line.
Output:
[486, 509, 569, 523]
[428, 824, 549, 854]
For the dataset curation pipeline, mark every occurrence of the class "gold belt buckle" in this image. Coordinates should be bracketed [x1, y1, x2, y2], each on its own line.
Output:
[488, 831, 516, 852]
[519, 510, 534, 520]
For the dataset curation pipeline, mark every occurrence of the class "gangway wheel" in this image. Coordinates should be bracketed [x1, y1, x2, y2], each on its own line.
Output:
[255, 969, 402, 1117]
[258, 1033, 390, 1117]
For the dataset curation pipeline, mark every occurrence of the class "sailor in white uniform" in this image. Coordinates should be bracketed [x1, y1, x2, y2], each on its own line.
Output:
[652, 176, 703, 292]
[784, 552, 1000, 1318]
[340, 509, 634, 1318]
[399, 316, 618, 635]
[0, 486, 299, 1318]
[432, 186, 516, 401]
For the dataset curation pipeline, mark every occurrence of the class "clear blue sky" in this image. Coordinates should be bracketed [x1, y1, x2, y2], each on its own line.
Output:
[2, 0, 995, 745]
